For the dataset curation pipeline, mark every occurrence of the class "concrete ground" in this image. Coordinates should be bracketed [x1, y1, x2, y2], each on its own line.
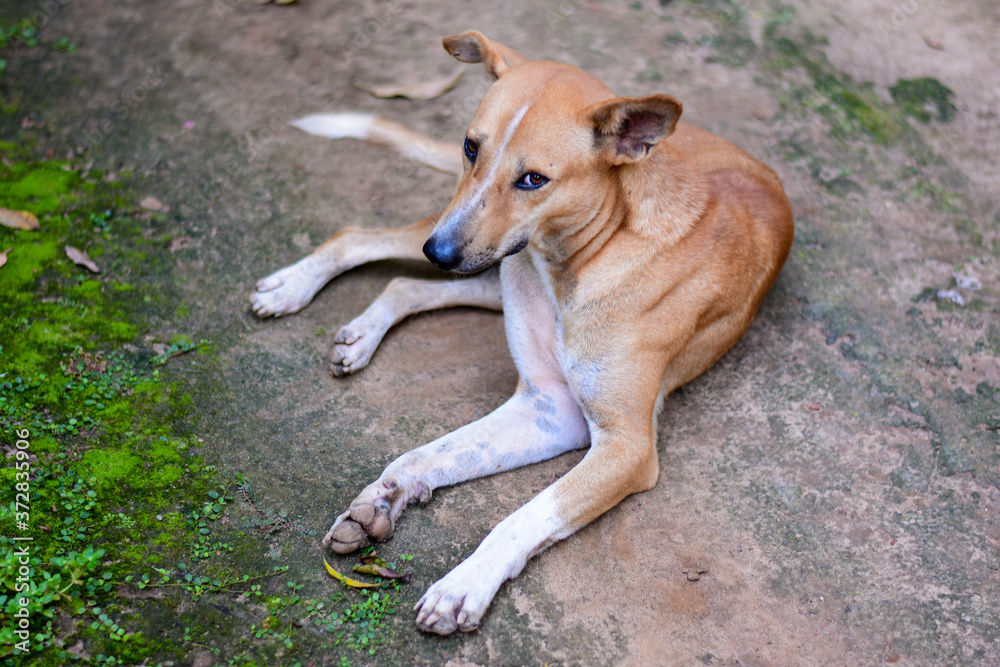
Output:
[2, 0, 998, 664]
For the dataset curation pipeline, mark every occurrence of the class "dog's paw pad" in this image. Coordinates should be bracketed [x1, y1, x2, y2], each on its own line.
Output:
[324, 480, 403, 552]
[325, 518, 371, 554]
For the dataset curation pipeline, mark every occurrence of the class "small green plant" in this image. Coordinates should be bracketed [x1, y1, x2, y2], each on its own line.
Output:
[89, 209, 113, 229]
[101, 512, 136, 530]
[187, 482, 235, 560]
[127, 565, 288, 601]
[152, 336, 204, 366]
[0, 545, 107, 657]
[0, 19, 76, 58]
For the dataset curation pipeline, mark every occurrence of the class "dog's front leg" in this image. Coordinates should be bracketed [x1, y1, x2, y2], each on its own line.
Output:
[322, 380, 590, 553]
[329, 272, 502, 376]
[251, 214, 438, 317]
[413, 419, 659, 634]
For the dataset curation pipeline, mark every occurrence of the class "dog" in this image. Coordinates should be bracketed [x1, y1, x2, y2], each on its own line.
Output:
[250, 30, 794, 635]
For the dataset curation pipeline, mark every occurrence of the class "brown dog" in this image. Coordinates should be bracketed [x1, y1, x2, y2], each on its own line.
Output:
[251, 31, 793, 635]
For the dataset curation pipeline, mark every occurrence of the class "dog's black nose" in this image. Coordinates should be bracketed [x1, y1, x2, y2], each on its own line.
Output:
[423, 235, 462, 271]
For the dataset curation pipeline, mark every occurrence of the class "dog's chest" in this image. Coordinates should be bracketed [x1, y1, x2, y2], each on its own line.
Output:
[511, 248, 587, 384]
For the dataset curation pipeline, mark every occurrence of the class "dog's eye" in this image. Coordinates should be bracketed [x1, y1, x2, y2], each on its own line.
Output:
[516, 172, 549, 190]
[464, 138, 479, 163]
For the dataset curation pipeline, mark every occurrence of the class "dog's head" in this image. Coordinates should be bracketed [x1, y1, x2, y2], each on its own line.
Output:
[423, 30, 682, 273]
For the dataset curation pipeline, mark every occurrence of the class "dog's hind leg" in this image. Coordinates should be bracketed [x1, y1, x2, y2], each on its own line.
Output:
[329, 271, 502, 376]
[251, 214, 439, 318]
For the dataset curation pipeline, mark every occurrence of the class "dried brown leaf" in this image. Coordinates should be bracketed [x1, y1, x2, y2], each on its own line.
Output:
[923, 35, 944, 50]
[139, 196, 164, 211]
[361, 68, 464, 101]
[0, 247, 11, 269]
[355, 554, 413, 582]
[169, 236, 194, 252]
[352, 563, 412, 582]
[65, 246, 101, 273]
[0, 207, 39, 230]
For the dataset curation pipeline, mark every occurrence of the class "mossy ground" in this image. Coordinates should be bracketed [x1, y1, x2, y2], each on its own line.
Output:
[0, 142, 411, 665]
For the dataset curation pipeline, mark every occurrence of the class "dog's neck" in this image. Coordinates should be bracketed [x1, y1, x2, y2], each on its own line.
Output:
[530, 143, 710, 294]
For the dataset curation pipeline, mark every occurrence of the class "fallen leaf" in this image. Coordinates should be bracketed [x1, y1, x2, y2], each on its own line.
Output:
[0, 207, 39, 230]
[323, 557, 381, 589]
[923, 35, 944, 50]
[361, 68, 464, 101]
[169, 236, 194, 252]
[359, 554, 391, 567]
[65, 246, 100, 273]
[0, 247, 10, 269]
[139, 196, 164, 211]
[356, 554, 413, 582]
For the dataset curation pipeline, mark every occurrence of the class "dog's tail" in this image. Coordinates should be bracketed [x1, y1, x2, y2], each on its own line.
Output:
[290, 113, 462, 176]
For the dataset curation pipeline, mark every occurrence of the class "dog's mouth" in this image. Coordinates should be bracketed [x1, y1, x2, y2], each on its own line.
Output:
[502, 236, 529, 258]
[463, 236, 529, 273]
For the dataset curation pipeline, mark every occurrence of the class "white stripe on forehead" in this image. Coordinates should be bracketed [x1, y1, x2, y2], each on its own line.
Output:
[443, 102, 532, 230]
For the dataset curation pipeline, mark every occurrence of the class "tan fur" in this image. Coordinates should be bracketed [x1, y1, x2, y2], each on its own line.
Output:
[419, 33, 792, 535]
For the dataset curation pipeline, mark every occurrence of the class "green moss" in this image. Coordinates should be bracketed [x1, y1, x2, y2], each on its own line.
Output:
[0, 148, 239, 664]
[890, 77, 957, 123]
[0, 238, 61, 288]
[69, 278, 103, 300]
[79, 448, 143, 488]
[765, 30, 907, 144]
[0, 161, 78, 213]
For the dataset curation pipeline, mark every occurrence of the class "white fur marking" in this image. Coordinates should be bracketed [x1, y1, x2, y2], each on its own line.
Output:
[440, 103, 532, 235]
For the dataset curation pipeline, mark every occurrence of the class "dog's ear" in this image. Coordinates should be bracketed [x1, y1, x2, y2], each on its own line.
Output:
[443, 30, 528, 79]
[586, 95, 682, 165]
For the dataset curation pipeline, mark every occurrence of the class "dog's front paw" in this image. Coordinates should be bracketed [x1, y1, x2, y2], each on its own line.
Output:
[328, 321, 383, 377]
[414, 564, 498, 635]
[251, 260, 328, 318]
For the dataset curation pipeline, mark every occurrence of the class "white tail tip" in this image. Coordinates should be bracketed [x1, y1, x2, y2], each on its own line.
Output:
[289, 113, 375, 139]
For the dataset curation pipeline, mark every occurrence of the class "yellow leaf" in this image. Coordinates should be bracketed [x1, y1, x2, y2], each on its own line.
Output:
[323, 557, 380, 589]
[0, 207, 39, 230]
